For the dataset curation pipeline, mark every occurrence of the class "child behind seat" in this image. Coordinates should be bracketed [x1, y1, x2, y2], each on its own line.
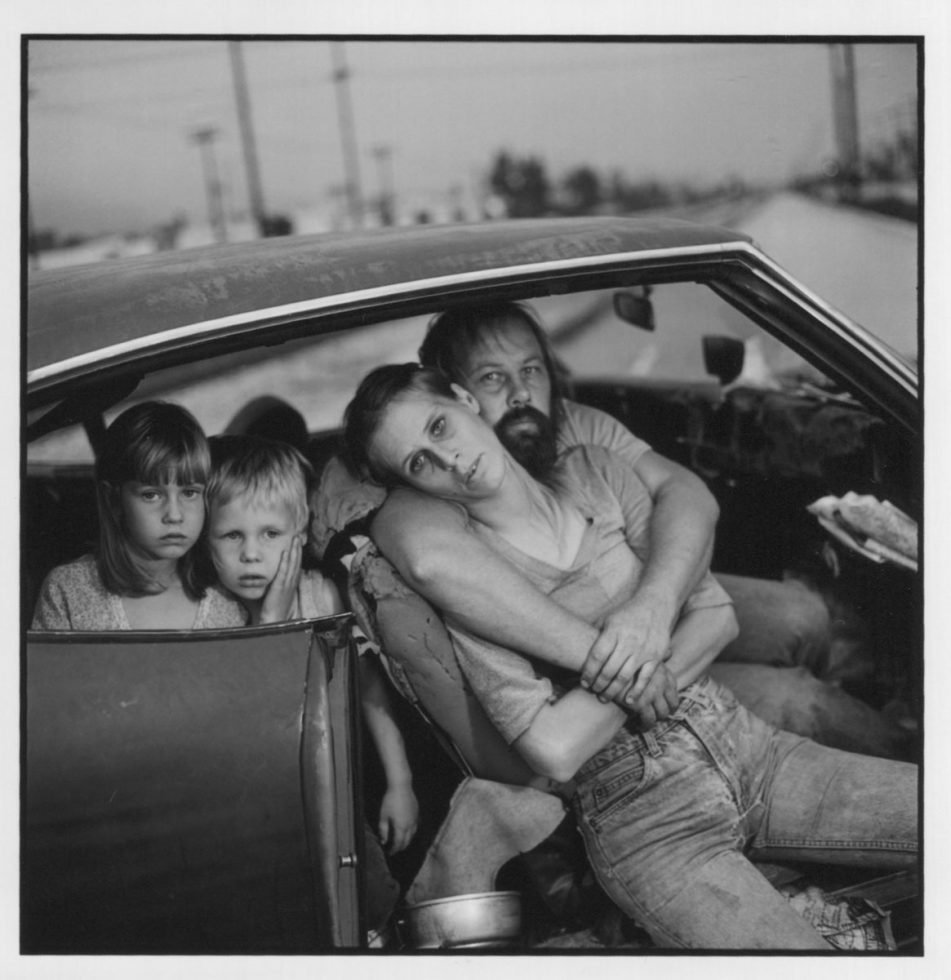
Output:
[205, 435, 420, 861]
[31, 401, 246, 632]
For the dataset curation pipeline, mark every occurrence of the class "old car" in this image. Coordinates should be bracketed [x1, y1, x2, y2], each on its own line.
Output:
[24, 215, 921, 952]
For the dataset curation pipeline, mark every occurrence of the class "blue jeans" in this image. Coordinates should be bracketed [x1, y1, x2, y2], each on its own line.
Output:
[571, 675, 918, 949]
[707, 662, 908, 759]
[713, 575, 908, 758]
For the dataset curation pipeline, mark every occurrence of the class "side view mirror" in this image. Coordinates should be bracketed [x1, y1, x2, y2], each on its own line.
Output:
[702, 335, 745, 386]
[613, 287, 655, 332]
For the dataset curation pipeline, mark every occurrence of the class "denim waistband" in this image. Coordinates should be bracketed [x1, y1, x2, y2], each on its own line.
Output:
[577, 675, 721, 781]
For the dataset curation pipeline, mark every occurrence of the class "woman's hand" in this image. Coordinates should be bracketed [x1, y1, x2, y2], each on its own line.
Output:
[258, 534, 303, 625]
[378, 782, 419, 854]
[622, 660, 680, 731]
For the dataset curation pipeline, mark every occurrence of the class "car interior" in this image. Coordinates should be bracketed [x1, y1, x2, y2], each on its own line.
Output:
[24, 278, 922, 949]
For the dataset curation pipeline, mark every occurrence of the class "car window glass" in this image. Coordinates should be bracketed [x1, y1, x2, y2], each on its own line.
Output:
[27, 317, 427, 465]
[537, 284, 820, 387]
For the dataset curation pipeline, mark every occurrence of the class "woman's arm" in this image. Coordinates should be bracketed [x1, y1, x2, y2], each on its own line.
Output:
[513, 686, 628, 784]
[372, 488, 601, 671]
[517, 604, 737, 781]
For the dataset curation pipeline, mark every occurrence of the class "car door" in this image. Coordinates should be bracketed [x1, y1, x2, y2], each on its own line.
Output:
[23, 616, 363, 953]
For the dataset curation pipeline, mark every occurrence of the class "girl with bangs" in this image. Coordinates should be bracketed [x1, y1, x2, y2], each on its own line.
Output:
[32, 401, 247, 631]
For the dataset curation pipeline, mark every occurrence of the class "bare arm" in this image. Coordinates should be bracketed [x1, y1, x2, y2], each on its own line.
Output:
[665, 603, 737, 690]
[359, 654, 419, 853]
[622, 602, 738, 728]
[514, 687, 627, 783]
[371, 487, 601, 671]
[630, 451, 718, 617]
[581, 451, 719, 700]
[518, 603, 737, 782]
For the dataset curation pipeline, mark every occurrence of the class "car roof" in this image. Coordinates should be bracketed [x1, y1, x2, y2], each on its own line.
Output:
[27, 216, 750, 388]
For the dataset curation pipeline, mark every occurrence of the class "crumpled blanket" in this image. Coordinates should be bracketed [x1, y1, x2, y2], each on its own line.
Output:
[780, 882, 897, 951]
[406, 776, 567, 905]
[308, 454, 386, 561]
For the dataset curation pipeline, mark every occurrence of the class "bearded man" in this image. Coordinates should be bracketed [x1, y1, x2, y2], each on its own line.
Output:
[361, 301, 905, 756]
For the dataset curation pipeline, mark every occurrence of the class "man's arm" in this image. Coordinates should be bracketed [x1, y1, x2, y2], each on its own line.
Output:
[581, 450, 719, 701]
[517, 602, 737, 781]
[371, 487, 601, 671]
[622, 601, 738, 727]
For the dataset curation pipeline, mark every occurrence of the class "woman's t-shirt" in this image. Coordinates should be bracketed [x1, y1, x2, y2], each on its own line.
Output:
[447, 445, 732, 744]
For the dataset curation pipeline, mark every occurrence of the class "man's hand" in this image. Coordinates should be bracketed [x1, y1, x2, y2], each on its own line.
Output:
[580, 590, 676, 705]
[623, 660, 680, 731]
[258, 535, 303, 625]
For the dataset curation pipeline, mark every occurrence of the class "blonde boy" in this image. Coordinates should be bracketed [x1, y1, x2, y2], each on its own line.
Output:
[206, 435, 419, 930]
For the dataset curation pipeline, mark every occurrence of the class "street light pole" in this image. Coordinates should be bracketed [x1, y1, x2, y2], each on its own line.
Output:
[829, 43, 861, 199]
[229, 41, 268, 237]
[189, 127, 227, 243]
[330, 41, 364, 229]
[372, 144, 395, 225]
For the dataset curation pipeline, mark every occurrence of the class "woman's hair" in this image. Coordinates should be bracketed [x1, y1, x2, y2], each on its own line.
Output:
[206, 434, 314, 533]
[418, 300, 566, 423]
[96, 400, 210, 598]
[343, 363, 455, 486]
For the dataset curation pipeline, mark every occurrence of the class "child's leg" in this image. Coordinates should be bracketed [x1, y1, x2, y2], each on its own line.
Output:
[363, 823, 400, 936]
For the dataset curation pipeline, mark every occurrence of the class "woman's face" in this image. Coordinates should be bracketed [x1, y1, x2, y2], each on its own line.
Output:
[368, 385, 510, 502]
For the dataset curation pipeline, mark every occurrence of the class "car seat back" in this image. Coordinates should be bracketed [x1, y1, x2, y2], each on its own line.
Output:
[348, 541, 544, 788]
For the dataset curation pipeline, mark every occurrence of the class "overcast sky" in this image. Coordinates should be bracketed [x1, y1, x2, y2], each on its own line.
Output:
[27, 38, 917, 237]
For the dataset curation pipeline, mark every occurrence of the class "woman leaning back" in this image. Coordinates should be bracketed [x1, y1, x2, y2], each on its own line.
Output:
[342, 363, 917, 950]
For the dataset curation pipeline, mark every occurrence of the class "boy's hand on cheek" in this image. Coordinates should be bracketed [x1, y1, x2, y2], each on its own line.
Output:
[258, 535, 303, 624]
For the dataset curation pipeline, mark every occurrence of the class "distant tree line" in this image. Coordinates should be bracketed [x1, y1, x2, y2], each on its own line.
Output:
[790, 123, 919, 222]
[486, 150, 748, 219]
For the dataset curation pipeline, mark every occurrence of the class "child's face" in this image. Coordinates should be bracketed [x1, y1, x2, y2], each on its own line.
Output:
[119, 480, 205, 563]
[207, 493, 299, 603]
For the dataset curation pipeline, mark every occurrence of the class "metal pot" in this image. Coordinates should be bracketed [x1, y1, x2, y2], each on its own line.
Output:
[399, 890, 522, 949]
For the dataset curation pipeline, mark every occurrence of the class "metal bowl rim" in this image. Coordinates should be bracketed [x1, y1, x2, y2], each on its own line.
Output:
[404, 890, 522, 913]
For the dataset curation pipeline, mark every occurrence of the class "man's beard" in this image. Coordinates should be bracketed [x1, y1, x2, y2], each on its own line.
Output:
[494, 405, 559, 481]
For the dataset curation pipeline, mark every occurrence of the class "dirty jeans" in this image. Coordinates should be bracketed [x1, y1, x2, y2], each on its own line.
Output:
[711, 575, 907, 758]
[571, 675, 918, 949]
[716, 574, 831, 673]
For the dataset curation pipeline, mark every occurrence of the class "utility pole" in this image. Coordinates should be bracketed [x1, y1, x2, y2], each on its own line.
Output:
[189, 127, 227, 243]
[229, 41, 268, 237]
[330, 41, 364, 229]
[829, 43, 861, 200]
[26, 87, 40, 269]
[372, 144, 395, 225]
